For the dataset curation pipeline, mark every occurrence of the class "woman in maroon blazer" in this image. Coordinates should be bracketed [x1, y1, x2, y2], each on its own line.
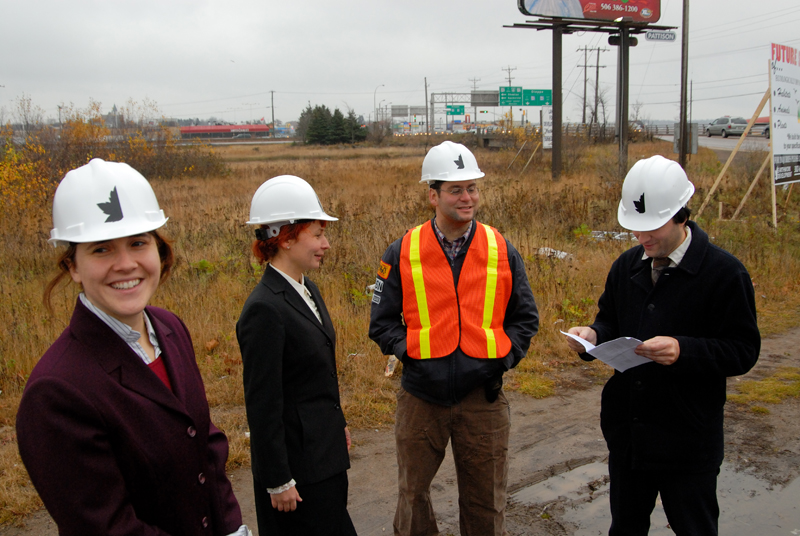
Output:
[237, 175, 357, 535]
[16, 159, 249, 536]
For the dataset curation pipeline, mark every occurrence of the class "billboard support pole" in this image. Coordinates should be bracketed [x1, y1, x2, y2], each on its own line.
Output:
[552, 22, 563, 181]
[505, 13, 676, 183]
[618, 23, 630, 181]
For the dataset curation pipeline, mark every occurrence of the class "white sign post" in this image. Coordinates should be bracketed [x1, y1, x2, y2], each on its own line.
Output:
[542, 105, 553, 150]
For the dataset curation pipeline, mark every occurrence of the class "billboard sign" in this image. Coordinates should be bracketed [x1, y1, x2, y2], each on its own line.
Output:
[770, 43, 800, 185]
[518, 0, 660, 24]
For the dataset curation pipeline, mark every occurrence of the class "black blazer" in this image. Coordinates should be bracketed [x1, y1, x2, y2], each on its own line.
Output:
[237, 265, 350, 490]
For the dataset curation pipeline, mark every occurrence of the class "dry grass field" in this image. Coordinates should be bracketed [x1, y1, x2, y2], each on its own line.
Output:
[1, 137, 799, 525]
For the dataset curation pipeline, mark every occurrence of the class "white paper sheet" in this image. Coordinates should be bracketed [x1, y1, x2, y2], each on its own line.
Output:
[561, 331, 651, 372]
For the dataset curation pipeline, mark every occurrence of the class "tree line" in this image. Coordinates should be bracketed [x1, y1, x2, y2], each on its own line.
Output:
[296, 105, 368, 145]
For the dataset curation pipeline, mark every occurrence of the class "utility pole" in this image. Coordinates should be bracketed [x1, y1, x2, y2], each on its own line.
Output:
[502, 65, 516, 127]
[593, 48, 603, 126]
[579, 46, 589, 124]
[270, 91, 275, 138]
[469, 77, 480, 128]
[587, 47, 608, 130]
[678, 0, 690, 168]
[424, 77, 430, 143]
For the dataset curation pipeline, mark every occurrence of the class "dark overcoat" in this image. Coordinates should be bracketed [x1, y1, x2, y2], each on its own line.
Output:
[236, 265, 350, 491]
[16, 300, 243, 536]
[585, 221, 761, 473]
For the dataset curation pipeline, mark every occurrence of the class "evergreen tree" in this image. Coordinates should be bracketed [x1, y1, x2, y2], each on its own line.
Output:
[307, 105, 332, 145]
[296, 105, 313, 143]
[330, 109, 346, 144]
[344, 110, 367, 143]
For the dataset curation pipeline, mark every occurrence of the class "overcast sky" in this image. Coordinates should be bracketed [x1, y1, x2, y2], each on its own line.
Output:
[2, 0, 799, 126]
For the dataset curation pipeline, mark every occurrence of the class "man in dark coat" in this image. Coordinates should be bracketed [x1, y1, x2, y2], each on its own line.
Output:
[566, 155, 760, 536]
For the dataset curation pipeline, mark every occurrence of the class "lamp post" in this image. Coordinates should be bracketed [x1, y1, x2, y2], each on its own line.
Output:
[373, 84, 384, 128]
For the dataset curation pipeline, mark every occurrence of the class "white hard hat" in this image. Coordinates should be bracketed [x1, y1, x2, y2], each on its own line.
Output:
[617, 155, 695, 232]
[420, 141, 485, 184]
[247, 175, 338, 237]
[49, 159, 168, 247]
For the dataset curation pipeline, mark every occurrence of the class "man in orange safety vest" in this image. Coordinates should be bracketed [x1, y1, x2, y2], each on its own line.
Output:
[369, 141, 539, 536]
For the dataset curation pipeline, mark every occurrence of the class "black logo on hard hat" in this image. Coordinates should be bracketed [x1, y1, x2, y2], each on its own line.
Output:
[98, 187, 124, 222]
[454, 154, 465, 169]
[633, 193, 646, 214]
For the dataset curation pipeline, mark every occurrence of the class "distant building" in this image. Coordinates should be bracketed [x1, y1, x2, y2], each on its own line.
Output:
[179, 124, 271, 139]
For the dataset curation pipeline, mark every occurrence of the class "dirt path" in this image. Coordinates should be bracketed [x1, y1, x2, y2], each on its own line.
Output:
[4, 327, 800, 535]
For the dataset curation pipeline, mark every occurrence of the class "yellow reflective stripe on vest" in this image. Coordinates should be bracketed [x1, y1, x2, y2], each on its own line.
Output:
[481, 223, 499, 358]
[409, 225, 432, 359]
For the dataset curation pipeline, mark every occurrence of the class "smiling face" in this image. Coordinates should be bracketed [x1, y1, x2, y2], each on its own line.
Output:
[429, 179, 480, 230]
[633, 218, 687, 259]
[68, 234, 161, 329]
[280, 220, 331, 278]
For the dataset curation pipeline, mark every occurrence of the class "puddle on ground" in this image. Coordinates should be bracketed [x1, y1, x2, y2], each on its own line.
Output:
[511, 461, 800, 535]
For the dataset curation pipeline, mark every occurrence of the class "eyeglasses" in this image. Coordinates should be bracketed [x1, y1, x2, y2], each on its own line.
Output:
[441, 185, 478, 197]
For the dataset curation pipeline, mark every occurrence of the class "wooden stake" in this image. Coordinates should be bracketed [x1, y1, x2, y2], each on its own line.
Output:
[507, 140, 528, 170]
[732, 154, 770, 220]
[519, 142, 542, 176]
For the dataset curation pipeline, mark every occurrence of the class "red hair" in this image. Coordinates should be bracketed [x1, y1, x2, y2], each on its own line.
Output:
[252, 220, 327, 264]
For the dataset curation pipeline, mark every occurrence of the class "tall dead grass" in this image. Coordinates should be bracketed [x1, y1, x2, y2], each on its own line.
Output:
[0, 139, 799, 524]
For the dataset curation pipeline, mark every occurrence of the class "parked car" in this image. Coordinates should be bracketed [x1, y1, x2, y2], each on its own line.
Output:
[706, 116, 747, 138]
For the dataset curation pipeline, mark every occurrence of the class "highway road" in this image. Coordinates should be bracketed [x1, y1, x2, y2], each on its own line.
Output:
[658, 134, 770, 153]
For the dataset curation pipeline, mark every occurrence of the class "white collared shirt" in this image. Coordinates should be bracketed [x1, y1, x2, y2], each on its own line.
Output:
[641, 225, 693, 268]
[79, 293, 161, 364]
[268, 264, 322, 324]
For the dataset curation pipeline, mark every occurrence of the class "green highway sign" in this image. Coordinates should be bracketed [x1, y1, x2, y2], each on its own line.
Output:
[446, 105, 465, 115]
[523, 89, 552, 106]
[499, 86, 523, 106]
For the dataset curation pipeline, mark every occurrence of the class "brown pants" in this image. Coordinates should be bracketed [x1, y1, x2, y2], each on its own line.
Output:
[393, 386, 511, 536]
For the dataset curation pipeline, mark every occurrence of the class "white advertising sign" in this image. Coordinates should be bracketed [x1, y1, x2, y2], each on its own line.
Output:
[542, 105, 553, 150]
[770, 43, 800, 185]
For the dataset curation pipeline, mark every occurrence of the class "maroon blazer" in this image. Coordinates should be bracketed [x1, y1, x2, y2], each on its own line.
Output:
[16, 299, 243, 536]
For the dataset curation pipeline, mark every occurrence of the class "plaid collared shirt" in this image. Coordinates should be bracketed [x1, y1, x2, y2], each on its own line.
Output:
[433, 219, 473, 261]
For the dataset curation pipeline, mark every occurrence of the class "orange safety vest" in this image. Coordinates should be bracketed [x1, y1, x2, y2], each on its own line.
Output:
[399, 221, 513, 360]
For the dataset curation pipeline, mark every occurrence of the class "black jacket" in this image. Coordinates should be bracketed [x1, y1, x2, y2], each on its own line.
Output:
[237, 265, 350, 489]
[369, 219, 539, 406]
[586, 221, 760, 472]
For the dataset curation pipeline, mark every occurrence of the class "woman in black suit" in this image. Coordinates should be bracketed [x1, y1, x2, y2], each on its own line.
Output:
[237, 175, 357, 536]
